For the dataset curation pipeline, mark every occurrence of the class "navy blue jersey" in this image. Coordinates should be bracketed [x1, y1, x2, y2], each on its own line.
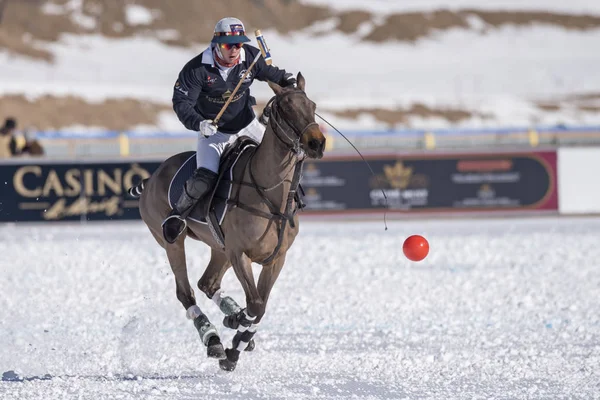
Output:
[172, 45, 288, 134]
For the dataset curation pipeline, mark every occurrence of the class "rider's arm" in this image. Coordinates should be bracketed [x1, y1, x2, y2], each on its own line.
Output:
[172, 66, 205, 131]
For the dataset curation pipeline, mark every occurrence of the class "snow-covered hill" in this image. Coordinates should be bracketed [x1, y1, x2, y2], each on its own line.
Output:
[1, 0, 600, 132]
[299, 0, 600, 13]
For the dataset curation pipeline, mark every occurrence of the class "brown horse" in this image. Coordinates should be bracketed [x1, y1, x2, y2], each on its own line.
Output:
[132, 72, 326, 371]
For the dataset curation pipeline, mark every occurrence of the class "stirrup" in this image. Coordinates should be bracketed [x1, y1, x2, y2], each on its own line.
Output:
[162, 213, 188, 244]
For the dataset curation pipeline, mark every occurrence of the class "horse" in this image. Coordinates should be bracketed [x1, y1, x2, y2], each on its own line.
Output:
[130, 72, 326, 371]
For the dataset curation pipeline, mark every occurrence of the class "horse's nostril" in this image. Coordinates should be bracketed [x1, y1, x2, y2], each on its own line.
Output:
[309, 139, 320, 150]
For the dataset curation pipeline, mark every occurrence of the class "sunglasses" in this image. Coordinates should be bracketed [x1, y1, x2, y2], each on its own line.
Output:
[219, 43, 243, 50]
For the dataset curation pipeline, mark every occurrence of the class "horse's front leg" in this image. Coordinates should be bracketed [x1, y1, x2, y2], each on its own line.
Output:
[219, 252, 286, 372]
[197, 249, 256, 352]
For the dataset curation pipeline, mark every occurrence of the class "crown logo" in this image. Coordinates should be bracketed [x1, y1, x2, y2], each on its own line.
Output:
[478, 183, 495, 199]
[383, 161, 413, 189]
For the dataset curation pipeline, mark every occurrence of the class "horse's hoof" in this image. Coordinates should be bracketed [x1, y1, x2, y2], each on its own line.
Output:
[206, 336, 226, 360]
[244, 339, 255, 352]
[219, 358, 237, 372]
[219, 348, 239, 371]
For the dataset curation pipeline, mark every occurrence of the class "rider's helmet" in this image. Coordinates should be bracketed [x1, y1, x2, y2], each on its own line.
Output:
[211, 17, 251, 45]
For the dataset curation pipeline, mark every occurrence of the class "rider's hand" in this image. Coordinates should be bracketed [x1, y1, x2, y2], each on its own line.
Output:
[280, 72, 296, 88]
[199, 120, 218, 137]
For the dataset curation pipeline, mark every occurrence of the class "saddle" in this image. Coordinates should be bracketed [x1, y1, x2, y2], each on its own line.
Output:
[168, 137, 259, 246]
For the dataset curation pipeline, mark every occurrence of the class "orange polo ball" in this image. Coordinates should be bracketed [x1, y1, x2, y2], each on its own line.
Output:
[403, 235, 429, 262]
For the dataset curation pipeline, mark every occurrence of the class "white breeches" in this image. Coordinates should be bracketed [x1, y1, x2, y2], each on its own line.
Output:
[196, 118, 265, 172]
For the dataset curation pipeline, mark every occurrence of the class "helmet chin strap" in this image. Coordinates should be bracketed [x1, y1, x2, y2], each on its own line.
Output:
[213, 45, 240, 68]
[213, 43, 225, 60]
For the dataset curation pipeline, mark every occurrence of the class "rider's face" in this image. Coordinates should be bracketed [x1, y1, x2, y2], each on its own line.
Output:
[219, 43, 242, 63]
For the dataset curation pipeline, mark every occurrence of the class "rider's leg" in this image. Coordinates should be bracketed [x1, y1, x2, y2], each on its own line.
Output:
[162, 168, 218, 243]
[162, 133, 227, 243]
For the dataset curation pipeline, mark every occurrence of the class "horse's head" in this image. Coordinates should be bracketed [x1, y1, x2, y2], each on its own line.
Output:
[267, 72, 326, 159]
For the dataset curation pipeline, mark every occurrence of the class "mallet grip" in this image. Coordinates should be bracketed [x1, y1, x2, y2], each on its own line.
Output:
[255, 29, 272, 65]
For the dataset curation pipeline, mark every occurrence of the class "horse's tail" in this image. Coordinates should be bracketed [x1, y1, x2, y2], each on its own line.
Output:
[127, 178, 149, 199]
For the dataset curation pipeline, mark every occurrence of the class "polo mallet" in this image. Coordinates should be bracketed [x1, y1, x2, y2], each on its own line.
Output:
[212, 29, 271, 126]
[255, 29, 272, 65]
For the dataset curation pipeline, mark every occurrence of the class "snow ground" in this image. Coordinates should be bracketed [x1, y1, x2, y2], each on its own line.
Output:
[1, 217, 599, 399]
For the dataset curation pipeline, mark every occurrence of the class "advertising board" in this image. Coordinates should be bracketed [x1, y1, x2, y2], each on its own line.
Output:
[0, 150, 558, 222]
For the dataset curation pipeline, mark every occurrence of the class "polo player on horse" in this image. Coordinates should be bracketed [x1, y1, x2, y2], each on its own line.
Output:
[163, 17, 297, 244]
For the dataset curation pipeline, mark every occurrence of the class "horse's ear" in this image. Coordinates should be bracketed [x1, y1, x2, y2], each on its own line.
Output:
[296, 72, 305, 91]
[268, 80, 284, 96]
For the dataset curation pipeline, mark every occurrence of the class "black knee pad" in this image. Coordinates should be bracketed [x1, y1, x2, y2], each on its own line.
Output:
[185, 168, 218, 199]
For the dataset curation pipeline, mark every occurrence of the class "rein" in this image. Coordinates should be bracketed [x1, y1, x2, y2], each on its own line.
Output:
[228, 90, 314, 265]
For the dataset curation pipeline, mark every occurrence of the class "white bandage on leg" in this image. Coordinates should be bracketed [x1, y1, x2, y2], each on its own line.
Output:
[235, 325, 257, 351]
[236, 340, 249, 351]
[238, 323, 257, 332]
[186, 305, 203, 320]
[236, 310, 257, 331]
[244, 309, 256, 322]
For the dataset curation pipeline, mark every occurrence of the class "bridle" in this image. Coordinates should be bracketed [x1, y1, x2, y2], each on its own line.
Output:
[264, 90, 319, 156]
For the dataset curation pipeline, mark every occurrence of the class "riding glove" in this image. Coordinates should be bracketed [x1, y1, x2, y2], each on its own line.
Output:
[281, 73, 296, 88]
[199, 120, 218, 137]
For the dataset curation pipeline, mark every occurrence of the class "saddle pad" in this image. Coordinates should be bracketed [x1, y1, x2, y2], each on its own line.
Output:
[167, 145, 256, 225]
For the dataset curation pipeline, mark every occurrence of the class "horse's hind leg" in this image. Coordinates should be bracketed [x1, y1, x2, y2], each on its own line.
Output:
[198, 249, 256, 353]
[197, 249, 232, 301]
[165, 242, 225, 360]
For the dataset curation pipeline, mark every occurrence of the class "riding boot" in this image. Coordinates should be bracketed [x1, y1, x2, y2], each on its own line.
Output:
[162, 168, 218, 244]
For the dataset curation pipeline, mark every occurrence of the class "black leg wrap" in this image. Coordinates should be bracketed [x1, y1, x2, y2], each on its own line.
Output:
[232, 330, 256, 352]
[219, 327, 257, 371]
[235, 330, 256, 346]
[223, 309, 254, 330]
[222, 314, 238, 329]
